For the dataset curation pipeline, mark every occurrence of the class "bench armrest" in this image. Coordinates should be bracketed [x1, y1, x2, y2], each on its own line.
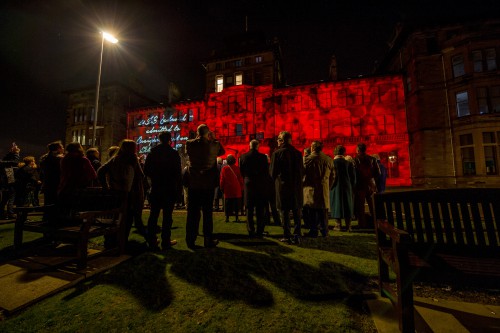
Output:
[376, 219, 412, 244]
[14, 205, 56, 214]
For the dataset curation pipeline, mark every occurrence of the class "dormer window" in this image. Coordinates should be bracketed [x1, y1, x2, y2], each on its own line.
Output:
[235, 72, 243, 85]
[215, 75, 224, 92]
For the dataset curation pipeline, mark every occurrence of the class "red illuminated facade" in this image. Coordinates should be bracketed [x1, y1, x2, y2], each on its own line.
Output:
[128, 75, 411, 186]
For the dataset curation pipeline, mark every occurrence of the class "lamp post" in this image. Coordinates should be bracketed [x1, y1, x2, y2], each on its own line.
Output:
[92, 31, 118, 147]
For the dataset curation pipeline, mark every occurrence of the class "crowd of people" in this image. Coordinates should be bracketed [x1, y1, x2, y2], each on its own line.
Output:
[0, 124, 386, 250]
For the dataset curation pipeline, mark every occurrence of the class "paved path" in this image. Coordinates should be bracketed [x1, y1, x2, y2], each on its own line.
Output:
[367, 294, 500, 332]
[0, 244, 130, 317]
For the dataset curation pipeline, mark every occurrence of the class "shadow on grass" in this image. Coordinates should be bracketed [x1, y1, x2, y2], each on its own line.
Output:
[215, 231, 378, 261]
[62, 241, 372, 314]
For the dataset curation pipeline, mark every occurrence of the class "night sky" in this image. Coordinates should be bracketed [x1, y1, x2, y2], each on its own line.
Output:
[1, 0, 498, 157]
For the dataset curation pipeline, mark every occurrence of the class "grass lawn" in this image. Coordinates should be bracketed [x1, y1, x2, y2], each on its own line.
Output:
[0, 211, 380, 332]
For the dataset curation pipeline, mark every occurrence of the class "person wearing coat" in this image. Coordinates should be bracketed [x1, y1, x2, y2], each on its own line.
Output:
[239, 139, 269, 236]
[185, 124, 225, 249]
[270, 131, 304, 245]
[330, 145, 356, 232]
[303, 141, 334, 237]
[353, 143, 380, 228]
[219, 154, 243, 223]
[143, 131, 182, 250]
[97, 139, 145, 244]
[14, 156, 41, 207]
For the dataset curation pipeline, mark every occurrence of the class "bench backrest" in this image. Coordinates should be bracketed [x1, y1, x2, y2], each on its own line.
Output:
[374, 188, 500, 254]
[56, 188, 126, 222]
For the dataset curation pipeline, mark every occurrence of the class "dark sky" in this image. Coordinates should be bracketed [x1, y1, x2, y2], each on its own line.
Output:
[1, 0, 498, 157]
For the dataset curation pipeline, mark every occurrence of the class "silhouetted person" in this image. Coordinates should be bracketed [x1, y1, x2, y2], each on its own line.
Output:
[143, 132, 182, 250]
[270, 131, 304, 245]
[185, 124, 225, 249]
[240, 140, 269, 237]
[303, 141, 334, 237]
[353, 143, 380, 228]
[330, 145, 356, 232]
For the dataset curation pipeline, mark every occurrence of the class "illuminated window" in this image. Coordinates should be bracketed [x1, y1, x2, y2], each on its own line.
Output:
[318, 92, 332, 108]
[486, 48, 497, 71]
[456, 91, 470, 117]
[313, 120, 321, 139]
[472, 50, 483, 72]
[215, 75, 224, 92]
[483, 132, 497, 175]
[477, 87, 489, 114]
[228, 96, 237, 113]
[452, 54, 465, 77]
[235, 72, 243, 85]
[337, 90, 347, 106]
[235, 59, 242, 67]
[255, 56, 262, 63]
[460, 134, 475, 175]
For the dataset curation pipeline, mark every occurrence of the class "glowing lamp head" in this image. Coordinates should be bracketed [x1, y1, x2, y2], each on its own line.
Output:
[102, 32, 118, 44]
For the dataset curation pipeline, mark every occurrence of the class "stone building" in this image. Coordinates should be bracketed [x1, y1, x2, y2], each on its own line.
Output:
[203, 31, 285, 95]
[128, 75, 411, 187]
[64, 82, 154, 161]
[376, 19, 500, 187]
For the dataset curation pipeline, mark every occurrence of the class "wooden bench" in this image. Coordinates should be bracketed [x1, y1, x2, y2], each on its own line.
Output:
[374, 188, 500, 333]
[13, 188, 127, 269]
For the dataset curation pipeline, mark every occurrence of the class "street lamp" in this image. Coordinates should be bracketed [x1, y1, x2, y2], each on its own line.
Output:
[92, 31, 118, 147]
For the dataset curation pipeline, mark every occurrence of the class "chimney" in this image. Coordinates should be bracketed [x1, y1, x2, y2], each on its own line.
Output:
[329, 54, 338, 81]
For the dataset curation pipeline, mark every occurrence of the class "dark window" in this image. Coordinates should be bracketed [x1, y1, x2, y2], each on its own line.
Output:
[456, 91, 470, 117]
[426, 37, 439, 54]
[472, 50, 483, 72]
[236, 123, 243, 136]
[486, 48, 497, 71]
[452, 55, 465, 77]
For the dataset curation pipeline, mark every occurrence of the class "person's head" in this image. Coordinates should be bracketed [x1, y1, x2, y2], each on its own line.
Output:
[117, 140, 137, 158]
[304, 147, 311, 156]
[65, 142, 84, 156]
[47, 141, 64, 154]
[226, 154, 236, 165]
[10, 143, 20, 154]
[217, 157, 223, 164]
[197, 124, 210, 138]
[334, 145, 346, 156]
[357, 143, 367, 154]
[86, 148, 100, 160]
[249, 139, 260, 150]
[108, 146, 119, 158]
[277, 131, 292, 146]
[158, 131, 172, 144]
[20, 156, 36, 168]
[311, 141, 323, 153]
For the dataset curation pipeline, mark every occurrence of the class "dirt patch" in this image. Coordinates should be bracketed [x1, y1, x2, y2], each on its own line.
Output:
[413, 282, 500, 305]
